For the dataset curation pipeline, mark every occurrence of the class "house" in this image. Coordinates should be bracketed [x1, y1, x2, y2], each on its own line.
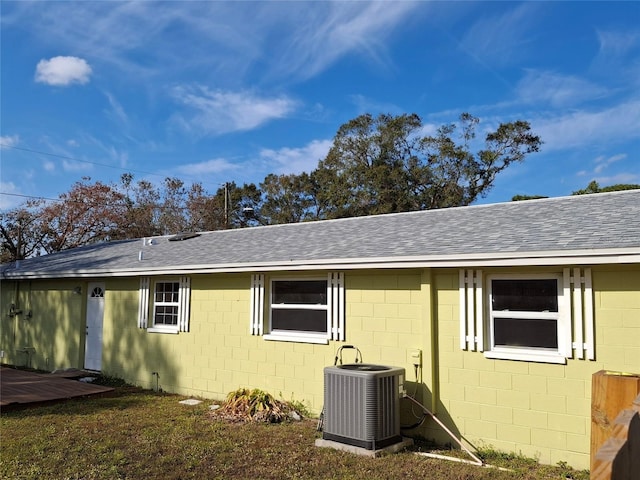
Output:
[1, 190, 639, 469]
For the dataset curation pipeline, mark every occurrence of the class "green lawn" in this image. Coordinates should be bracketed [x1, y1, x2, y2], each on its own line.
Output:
[0, 385, 588, 480]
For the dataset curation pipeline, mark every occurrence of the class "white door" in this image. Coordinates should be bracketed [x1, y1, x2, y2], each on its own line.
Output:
[84, 283, 105, 371]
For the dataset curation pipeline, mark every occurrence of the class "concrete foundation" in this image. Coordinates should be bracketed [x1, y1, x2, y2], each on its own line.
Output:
[315, 437, 414, 457]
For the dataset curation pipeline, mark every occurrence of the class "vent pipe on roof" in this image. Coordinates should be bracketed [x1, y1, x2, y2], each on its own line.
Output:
[138, 251, 143, 261]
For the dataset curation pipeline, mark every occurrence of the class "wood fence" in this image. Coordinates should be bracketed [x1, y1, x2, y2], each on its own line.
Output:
[591, 370, 640, 480]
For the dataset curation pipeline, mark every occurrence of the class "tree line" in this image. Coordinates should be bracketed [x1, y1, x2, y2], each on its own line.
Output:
[3, 111, 547, 262]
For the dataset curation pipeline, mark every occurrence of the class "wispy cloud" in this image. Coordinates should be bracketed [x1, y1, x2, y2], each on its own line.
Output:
[171, 86, 297, 135]
[268, 2, 419, 81]
[0, 181, 22, 210]
[459, 3, 539, 68]
[104, 92, 129, 127]
[532, 99, 640, 151]
[5, 2, 420, 86]
[35, 56, 92, 86]
[0, 135, 19, 148]
[260, 139, 333, 175]
[349, 95, 403, 115]
[174, 158, 239, 177]
[594, 153, 627, 174]
[516, 70, 608, 107]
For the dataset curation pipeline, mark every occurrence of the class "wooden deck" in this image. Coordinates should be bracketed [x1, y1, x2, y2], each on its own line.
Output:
[0, 366, 114, 409]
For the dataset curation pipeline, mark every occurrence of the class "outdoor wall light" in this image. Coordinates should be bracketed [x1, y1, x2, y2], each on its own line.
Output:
[73, 286, 82, 295]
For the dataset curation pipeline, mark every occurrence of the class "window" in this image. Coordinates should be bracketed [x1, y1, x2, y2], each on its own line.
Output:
[252, 273, 345, 344]
[459, 269, 594, 364]
[487, 275, 566, 362]
[153, 281, 180, 327]
[138, 276, 190, 333]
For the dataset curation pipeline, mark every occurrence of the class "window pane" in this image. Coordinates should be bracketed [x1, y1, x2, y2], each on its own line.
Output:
[154, 305, 178, 325]
[273, 281, 327, 305]
[155, 282, 179, 303]
[494, 317, 558, 349]
[492, 279, 558, 312]
[272, 309, 327, 333]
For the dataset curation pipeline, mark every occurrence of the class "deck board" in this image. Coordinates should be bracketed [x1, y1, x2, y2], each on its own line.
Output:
[0, 366, 114, 408]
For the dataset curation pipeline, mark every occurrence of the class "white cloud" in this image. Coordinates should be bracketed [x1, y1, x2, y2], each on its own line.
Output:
[104, 92, 129, 126]
[62, 159, 92, 172]
[0, 181, 22, 209]
[460, 3, 539, 68]
[270, 2, 419, 81]
[0, 135, 19, 148]
[594, 153, 627, 174]
[596, 30, 640, 59]
[516, 70, 608, 107]
[172, 86, 297, 135]
[175, 158, 239, 176]
[532, 100, 640, 151]
[260, 139, 332, 175]
[43, 160, 56, 172]
[593, 172, 639, 185]
[35, 56, 92, 86]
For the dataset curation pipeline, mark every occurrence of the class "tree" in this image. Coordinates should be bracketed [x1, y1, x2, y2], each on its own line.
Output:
[259, 173, 317, 225]
[572, 180, 640, 195]
[511, 195, 548, 201]
[157, 177, 188, 235]
[118, 173, 161, 239]
[39, 177, 127, 253]
[314, 113, 542, 218]
[0, 201, 46, 262]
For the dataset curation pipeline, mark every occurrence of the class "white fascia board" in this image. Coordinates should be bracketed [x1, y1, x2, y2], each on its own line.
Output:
[2, 248, 639, 280]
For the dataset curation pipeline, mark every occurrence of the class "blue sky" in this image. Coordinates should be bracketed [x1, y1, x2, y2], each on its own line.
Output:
[1, 1, 639, 211]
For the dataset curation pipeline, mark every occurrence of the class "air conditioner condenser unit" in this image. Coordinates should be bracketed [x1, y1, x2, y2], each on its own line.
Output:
[322, 364, 405, 450]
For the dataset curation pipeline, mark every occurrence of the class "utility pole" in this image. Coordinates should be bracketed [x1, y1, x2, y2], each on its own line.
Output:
[224, 182, 228, 229]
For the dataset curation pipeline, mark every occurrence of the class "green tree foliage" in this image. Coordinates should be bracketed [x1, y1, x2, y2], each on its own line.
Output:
[511, 195, 548, 201]
[314, 113, 541, 218]
[259, 173, 317, 225]
[572, 180, 640, 195]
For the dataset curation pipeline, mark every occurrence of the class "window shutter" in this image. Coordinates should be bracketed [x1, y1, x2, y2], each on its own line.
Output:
[328, 272, 345, 341]
[250, 274, 264, 335]
[459, 269, 483, 351]
[567, 268, 594, 360]
[138, 277, 150, 329]
[179, 276, 191, 332]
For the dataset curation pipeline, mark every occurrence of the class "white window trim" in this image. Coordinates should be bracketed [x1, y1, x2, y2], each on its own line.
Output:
[267, 276, 329, 344]
[486, 272, 568, 364]
[138, 276, 190, 334]
[459, 269, 594, 364]
[251, 272, 345, 344]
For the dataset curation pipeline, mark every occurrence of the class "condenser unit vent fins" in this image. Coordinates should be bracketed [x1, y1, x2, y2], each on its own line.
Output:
[322, 364, 404, 450]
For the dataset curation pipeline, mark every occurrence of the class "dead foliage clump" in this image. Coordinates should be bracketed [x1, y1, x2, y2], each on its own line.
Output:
[209, 387, 303, 423]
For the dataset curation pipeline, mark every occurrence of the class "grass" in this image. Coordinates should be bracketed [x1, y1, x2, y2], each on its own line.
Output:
[1, 385, 589, 480]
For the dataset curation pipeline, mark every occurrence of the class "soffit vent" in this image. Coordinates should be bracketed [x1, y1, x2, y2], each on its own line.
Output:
[168, 232, 201, 242]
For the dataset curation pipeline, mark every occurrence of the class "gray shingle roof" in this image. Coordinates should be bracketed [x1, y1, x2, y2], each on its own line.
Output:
[3, 190, 639, 279]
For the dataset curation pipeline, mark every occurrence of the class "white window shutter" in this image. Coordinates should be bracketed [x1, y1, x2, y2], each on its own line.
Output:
[459, 270, 467, 350]
[572, 268, 584, 360]
[583, 268, 595, 360]
[328, 272, 345, 341]
[562, 268, 572, 357]
[474, 270, 484, 352]
[459, 270, 483, 351]
[250, 274, 264, 335]
[179, 276, 191, 332]
[138, 277, 150, 329]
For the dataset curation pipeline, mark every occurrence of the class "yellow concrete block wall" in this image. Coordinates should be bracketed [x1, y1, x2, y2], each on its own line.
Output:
[0, 279, 84, 371]
[433, 266, 640, 470]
